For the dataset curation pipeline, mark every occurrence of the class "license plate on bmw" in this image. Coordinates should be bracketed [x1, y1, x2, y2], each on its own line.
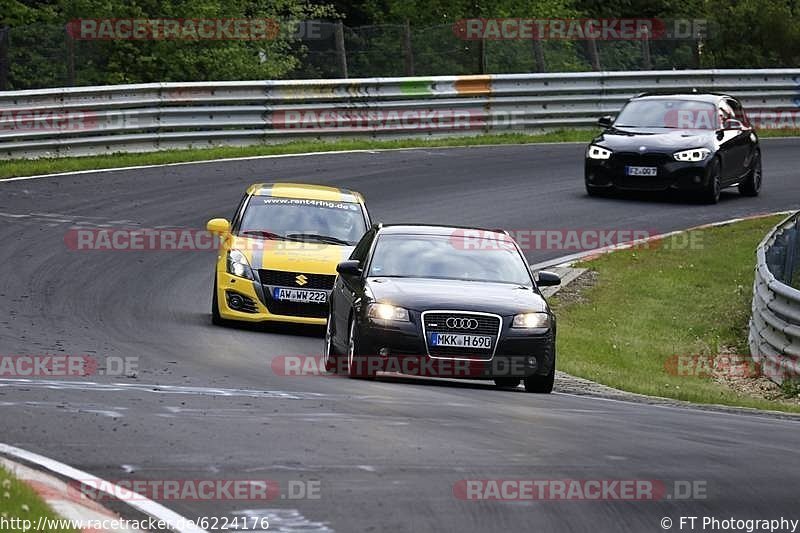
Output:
[430, 333, 492, 349]
[626, 166, 658, 176]
[272, 287, 328, 303]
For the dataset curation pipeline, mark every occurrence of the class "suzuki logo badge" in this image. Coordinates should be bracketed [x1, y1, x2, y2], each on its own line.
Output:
[295, 274, 308, 286]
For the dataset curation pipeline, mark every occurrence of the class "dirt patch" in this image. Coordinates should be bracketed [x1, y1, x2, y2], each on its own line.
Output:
[714, 372, 800, 405]
[550, 269, 598, 306]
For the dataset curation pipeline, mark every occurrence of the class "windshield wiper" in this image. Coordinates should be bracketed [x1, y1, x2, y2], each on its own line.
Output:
[285, 233, 352, 245]
[240, 230, 286, 240]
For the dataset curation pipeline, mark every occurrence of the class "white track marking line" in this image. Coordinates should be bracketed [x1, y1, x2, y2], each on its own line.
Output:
[0, 142, 589, 183]
[3, 137, 797, 183]
[0, 442, 208, 533]
[0, 378, 324, 400]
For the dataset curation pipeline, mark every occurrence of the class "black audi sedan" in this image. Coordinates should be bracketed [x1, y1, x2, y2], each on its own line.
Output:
[323, 224, 560, 393]
[584, 93, 762, 203]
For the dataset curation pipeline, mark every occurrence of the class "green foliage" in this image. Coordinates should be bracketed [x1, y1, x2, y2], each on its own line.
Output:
[4, 0, 337, 88]
[701, 0, 800, 68]
[2, 0, 800, 88]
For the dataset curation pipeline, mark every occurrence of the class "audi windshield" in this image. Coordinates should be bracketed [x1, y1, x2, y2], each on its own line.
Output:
[367, 234, 532, 285]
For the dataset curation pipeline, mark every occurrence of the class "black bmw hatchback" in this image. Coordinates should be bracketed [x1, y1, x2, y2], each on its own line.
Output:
[323, 224, 561, 393]
[584, 93, 762, 203]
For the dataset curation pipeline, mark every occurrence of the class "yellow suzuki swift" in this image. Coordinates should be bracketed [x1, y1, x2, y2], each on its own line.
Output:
[207, 183, 372, 326]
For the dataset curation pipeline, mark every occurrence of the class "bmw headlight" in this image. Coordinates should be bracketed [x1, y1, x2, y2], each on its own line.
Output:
[512, 312, 551, 329]
[673, 148, 711, 162]
[226, 249, 254, 280]
[367, 303, 410, 322]
[586, 145, 612, 160]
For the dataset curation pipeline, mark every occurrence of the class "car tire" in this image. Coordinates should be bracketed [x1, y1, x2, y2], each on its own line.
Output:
[323, 315, 339, 373]
[701, 158, 722, 204]
[523, 364, 555, 394]
[211, 279, 225, 326]
[738, 151, 762, 197]
[494, 377, 521, 389]
[346, 317, 375, 379]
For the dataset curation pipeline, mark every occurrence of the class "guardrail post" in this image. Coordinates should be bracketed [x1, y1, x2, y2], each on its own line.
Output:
[531, 40, 546, 72]
[334, 22, 348, 78]
[641, 28, 652, 70]
[0, 26, 9, 90]
[477, 38, 487, 74]
[402, 19, 414, 76]
[785, 219, 799, 287]
[65, 26, 75, 86]
[587, 40, 601, 71]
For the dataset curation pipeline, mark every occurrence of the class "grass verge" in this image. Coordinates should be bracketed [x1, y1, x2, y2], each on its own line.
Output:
[0, 465, 77, 532]
[551, 214, 800, 413]
[0, 130, 598, 179]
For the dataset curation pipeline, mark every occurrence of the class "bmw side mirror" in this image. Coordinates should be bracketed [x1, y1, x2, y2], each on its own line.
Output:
[336, 260, 363, 278]
[535, 270, 561, 287]
[597, 115, 614, 128]
[724, 118, 744, 130]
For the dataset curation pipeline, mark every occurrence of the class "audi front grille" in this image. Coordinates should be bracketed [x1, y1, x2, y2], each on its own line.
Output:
[421, 311, 503, 361]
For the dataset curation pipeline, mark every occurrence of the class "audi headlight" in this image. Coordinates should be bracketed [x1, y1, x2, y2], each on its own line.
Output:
[673, 148, 711, 162]
[226, 249, 254, 280]
[367, 303, 410, 322]
[512, 312, 551, 329]
[586, 145, 612, 160]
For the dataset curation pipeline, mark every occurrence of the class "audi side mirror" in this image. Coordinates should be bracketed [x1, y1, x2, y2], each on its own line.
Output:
[535, 270, 561, 287]
[336, 260, 362, 278]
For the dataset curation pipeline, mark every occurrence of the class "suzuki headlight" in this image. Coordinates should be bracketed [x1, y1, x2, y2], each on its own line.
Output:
[367, 303, 410, 322]
[673, 148, 711, 162]
[226, 249, 254, 280]
[586, 145, 612, 160]
[512, 312, 551, 329]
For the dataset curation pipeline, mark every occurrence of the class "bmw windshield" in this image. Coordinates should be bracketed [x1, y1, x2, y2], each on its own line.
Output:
[614, 99, 719, 130]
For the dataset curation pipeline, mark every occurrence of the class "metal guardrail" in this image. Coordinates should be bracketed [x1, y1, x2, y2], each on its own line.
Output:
[749, 212, 800, 384]
[1, 68, 800, 159]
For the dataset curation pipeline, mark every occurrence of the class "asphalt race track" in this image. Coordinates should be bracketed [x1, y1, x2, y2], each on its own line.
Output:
[1, 139, 800, 532]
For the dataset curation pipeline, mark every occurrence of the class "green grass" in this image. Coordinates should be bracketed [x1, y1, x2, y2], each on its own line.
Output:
[758, 128, 800, 138]
[0, 129, 597, 180]
[0, 466, 77, 532]
[552, 215, 800, 413]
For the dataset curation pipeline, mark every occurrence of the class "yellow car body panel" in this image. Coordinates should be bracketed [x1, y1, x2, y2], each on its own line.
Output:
[212, 183, 368, 326]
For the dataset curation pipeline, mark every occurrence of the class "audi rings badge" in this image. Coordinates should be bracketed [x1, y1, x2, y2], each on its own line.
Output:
[445, 317, 479, 330]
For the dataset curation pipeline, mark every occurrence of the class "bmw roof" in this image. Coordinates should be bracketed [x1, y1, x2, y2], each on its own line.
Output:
[632, 92, 733, 103]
